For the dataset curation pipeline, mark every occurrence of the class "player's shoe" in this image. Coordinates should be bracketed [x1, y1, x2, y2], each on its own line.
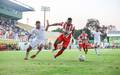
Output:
[24, 58, 28, 60]
[30, 55, 36, 59]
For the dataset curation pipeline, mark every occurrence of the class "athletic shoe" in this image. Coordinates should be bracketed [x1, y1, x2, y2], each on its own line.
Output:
[30, 55, 36, 59]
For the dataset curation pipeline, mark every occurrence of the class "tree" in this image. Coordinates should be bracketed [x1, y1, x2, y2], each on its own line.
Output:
[52, 28, 63, 32]
[85, 18, 107, 42]
[86, 18, 100, 31]
[73, 29, 82, 39]
[100, 25, 107, 42]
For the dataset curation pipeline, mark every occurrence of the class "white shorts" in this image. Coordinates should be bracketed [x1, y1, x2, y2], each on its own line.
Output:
[30, 38, 46, 48]
[94, 40, 101, 46]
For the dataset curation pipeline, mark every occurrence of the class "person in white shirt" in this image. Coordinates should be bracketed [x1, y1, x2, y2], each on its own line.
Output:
[92, 28, 101, 55]
[24, 21, 48, 60]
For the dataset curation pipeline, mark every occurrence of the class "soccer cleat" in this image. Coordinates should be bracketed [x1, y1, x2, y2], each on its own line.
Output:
[30, 55, 36, 59]
[24, 58, 28, 60]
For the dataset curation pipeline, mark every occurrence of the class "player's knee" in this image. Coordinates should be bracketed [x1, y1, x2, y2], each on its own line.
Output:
[38, 44, 44, 51]
[54, 40, 60, 47]
[55, 40, 60, 44]
[61, 46, 67, 50]
[54, 43, 57, 46]
[98, 45, 100, 47]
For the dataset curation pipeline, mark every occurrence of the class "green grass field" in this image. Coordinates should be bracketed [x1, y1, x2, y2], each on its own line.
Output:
[0, 49, 120, 75]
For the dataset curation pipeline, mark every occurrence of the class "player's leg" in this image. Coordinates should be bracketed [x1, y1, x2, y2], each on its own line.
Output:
[96, 42, 101, 55]
[31, 44, 44, 59]
[24, 45, 32, 60]
[85, 46, 88, 54]
[82, 42, 87, 54]
[95, 42, 99, 55]
[24, 39, 37, 60]
[53, 34, 64, 51]
[85, 40, 89, 54]
[54, 47, 66, 58]
[79, 44, 82, 51]
[54, 33, 72, 58]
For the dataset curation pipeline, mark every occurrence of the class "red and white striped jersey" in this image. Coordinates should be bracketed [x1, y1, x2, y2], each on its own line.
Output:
[80, 33, 88, 40]
[59, 22, 75, 33]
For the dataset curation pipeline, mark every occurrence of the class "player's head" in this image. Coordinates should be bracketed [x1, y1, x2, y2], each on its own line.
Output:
[96, 26, 101, 32]
[35, 21, 40, 29]
[96, 28, 100, 32]
[67, 17, 72, 24]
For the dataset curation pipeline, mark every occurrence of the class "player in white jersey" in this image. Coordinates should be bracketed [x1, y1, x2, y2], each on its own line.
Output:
[92, 28, 101, 55]
[24, 21, 48, 60]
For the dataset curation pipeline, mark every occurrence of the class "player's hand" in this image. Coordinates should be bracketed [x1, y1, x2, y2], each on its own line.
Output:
[46, 20, 49, 31]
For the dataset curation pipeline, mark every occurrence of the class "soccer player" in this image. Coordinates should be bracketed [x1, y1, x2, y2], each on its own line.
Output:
[77, 36, 82, 51]
[78, 30, 89, 54]
[47, 18, 75, 59]
[24, 21, 48, 60]
[92, 28, 101, 55]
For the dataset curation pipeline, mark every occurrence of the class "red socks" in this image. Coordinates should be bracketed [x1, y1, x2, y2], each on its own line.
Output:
[54, 44, 58, 50]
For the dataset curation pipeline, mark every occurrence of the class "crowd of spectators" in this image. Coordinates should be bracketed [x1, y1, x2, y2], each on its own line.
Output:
[0, 16, 29, 40]
[0, 16, 29, 50]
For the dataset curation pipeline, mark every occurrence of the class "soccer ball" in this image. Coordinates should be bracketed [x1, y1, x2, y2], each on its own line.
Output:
[79, 55, 86, 62]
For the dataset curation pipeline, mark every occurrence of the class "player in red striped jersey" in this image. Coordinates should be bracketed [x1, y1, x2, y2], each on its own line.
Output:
[47, 18, 75, 59]
[78, 30, 89, 54]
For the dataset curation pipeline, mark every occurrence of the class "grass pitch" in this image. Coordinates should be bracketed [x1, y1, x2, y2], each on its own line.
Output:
[0, 49, 120, 75]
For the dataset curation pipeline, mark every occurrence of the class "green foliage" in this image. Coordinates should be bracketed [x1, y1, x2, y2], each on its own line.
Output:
[52, 28, 63, 32]
[51, 28, 94, 40]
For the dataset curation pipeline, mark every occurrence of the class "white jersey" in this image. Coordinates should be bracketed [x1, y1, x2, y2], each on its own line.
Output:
[29, 26, 47, 48]
[31, 26, 46, 40]
[92, 31, 101, 42]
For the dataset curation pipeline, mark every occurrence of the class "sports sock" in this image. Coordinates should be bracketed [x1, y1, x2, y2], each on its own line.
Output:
[54, 44, 58, 50]
[54, 50, 64, 58]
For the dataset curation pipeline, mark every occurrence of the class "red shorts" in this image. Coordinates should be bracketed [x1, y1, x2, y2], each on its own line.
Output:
[57, 33, 72, 48]
[79, 43, 86, 48]
[82, 39, 88, 44]
[79, 43, 88, 49]
[79, 40, 93, 49]
[79, 43, 83, 48]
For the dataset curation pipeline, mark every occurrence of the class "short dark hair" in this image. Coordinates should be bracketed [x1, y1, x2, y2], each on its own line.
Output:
[36, 21, 40, 24]
[68, 17, 72, 21]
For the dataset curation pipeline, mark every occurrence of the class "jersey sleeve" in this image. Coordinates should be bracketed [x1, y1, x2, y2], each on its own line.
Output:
[72, 26, 75, 31]
[58, 22, 64, 26]
[30, 28, 35, 35]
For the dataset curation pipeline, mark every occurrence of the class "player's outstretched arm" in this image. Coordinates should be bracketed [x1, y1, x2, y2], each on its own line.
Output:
[47, 20, 62, 27]
[48, 23, 62, 27]
[46, 20, 62, 31]
[45, 20, 49, 31]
